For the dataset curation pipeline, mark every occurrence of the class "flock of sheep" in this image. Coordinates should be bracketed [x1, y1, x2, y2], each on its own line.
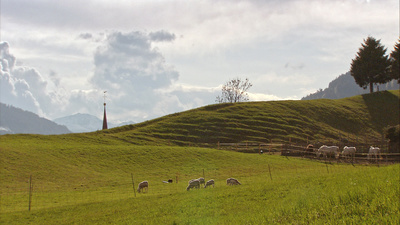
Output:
[314, 145, 381, 160]
[136, 145, 382, 193]
[136, 177, 242, 193]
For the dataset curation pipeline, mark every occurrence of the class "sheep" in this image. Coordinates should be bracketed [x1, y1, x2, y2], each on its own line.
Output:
[197, 177, 205, 185]
[137, 181, 149, 193]
[368, 146, 380, 161]
[342, 146, 356, 160]
[204, 179, 215, 188]
[317, 145, 340, 159]
[226, 178, 241, 185]
[186, 179, 201, 191]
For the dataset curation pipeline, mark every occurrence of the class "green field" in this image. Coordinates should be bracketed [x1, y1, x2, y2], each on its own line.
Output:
[1, 90, 399, 224]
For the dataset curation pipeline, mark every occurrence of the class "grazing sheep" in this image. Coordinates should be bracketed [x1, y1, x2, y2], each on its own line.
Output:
[186, 179, 201, 191]
[197, 177, 205, 185]
[226, 178, 241, 185]
[137, 181, 148, 193]
[368, 146, 380, 161]
[342, 146, 356, 160]
[317, 145, 340, 159]
[204, 179, 215, 188]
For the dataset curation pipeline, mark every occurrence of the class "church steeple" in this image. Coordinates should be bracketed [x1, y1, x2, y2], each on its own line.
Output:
[102, 91, 108, 130]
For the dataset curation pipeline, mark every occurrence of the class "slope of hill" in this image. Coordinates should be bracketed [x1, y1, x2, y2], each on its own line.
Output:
[302, 72, 399, 100]
[0, 103, 71, 135]
[102, 90, 399, 145]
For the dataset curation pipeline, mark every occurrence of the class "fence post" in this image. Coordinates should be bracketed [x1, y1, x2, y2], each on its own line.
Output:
[270, 140, 272, 154]
[28, 175, 33, 211]
[268, 164, 272, 180]
[131, 173, 136, 197]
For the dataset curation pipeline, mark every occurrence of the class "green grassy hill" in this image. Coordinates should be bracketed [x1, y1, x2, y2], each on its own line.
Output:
[0, 90, 399, 224]
[103, 90, 399, 145]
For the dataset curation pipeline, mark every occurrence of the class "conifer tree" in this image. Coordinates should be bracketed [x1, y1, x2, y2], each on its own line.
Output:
[350, 36, 391, 93]
[390, 40, 400, 83]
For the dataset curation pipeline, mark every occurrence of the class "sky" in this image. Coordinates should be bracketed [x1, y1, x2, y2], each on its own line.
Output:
[0, 0, 398, 124]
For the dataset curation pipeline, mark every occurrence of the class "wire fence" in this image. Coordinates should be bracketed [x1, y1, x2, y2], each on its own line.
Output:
[1, 174, 191, 213]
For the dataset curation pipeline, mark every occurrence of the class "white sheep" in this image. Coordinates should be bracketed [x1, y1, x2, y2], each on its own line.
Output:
[204, 179, 215, 188]
[226, 178, 241, 185]
[186, 179, 201, 191]
[342, 146, 356, 160]
[368, 146, 380, 161]
[137, 181, 148, 193]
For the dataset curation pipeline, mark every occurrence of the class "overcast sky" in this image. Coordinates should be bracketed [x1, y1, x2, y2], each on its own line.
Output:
[1, 0, 398, 124]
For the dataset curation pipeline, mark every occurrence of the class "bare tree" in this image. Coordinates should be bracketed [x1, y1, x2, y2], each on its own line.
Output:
[216, 77, 253, 103]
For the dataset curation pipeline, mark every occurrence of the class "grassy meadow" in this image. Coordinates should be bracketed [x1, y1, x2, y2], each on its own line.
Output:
[1, 90, 399, 224]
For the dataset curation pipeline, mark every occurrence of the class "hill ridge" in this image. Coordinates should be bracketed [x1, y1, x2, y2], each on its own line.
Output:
[99, 90, 399, 145]
[0, 103, 71, 135]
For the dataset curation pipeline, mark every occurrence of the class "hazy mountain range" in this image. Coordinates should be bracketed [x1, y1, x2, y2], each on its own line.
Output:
[302, 72, 399, 100]
[53, 114, 135, 133]
[0, 103, 71, 135]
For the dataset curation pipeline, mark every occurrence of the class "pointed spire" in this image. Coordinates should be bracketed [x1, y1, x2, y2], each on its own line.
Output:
[102, 91, 108, 130]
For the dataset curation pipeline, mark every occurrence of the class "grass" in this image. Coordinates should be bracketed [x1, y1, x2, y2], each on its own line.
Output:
[1, 91, 399, 224]
[103, 90, 399, 145]
[1, 142, 399, 224]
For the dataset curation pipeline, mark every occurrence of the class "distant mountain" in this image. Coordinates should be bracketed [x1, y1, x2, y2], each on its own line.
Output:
[302, 72, 399, 100]
[0, 103, 71, 135]
[53, 113, 104, 133]
[54, 113, 135, 133]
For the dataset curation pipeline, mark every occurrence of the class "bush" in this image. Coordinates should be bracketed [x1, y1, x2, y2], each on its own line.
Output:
[385, 125, 400, 143]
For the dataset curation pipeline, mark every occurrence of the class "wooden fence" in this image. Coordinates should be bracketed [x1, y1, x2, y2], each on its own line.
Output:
[216, 142, 283, 154]
[209, 141, 400, 163]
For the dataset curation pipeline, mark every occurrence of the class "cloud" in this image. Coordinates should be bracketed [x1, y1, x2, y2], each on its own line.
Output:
[90, 31, 183, 121]
[78, 33, 93, 40]
[0, 42, 75, 118]
[248, 92, 298, 101]
[149, 30, 176, 42]
[1, 42, 45, 115]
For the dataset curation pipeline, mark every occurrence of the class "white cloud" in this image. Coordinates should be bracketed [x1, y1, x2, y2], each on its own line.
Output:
[1, 42, 47, 116]
[90, 31, 181, 120]
[248, 92, 298, 102]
